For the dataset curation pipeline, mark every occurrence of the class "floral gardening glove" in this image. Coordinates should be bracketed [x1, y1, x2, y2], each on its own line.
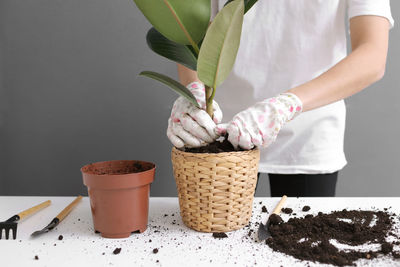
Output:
[216, 93, 303, 150]
[167, 82, 223, 148]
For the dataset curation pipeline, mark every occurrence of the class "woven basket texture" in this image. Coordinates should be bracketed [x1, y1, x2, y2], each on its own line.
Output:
[171, 147, 260, 232]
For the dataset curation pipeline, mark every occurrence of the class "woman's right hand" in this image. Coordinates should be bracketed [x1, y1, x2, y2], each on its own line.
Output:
[167, 82, 223, 148]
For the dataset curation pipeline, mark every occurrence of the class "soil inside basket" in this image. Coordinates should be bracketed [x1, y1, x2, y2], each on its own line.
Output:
[184, 137, 246, 153]
[265, 209, 400, 266]
[83, 162, 152, 175]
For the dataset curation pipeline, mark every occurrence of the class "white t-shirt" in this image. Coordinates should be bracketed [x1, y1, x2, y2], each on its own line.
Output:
[212, 0, 394, 174]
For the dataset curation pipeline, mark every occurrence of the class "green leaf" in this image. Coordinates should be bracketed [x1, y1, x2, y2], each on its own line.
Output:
[146, 27, 197, 70]
[139, 71, 200, 108]
[197, 0, 244, 89]
[133, 0, 210, 53]
[224, 0, 258, 13]
[244, 0, 258, 13]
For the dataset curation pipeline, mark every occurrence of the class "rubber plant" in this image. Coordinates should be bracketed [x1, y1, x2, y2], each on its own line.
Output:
[134, 0, 258, 119]
[134, 0, 260, 234]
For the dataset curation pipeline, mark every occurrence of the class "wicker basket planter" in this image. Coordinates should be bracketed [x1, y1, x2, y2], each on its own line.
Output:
[171, 147, 260, 232]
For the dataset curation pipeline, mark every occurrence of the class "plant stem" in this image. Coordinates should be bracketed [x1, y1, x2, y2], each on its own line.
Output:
[205, 85, 214, 118]
[191, 42, 200, 55]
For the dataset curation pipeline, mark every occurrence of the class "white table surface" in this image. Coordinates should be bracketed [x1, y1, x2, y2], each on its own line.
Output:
[0, 197, 400, 267]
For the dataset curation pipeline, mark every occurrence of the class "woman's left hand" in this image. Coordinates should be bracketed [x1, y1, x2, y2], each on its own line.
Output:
[216, 93, 303, 150]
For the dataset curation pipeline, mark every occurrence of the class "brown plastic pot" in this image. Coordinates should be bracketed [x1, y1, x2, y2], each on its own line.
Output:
[81, 160, 155, 238]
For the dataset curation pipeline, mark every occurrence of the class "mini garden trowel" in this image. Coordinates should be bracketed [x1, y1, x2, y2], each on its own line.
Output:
[31, 196, 82, 237]
[257, 195, 287, 241]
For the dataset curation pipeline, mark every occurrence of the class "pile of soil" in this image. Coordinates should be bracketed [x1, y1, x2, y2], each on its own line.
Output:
[266, 209, 400, 266]
[184, 137, 245, 153]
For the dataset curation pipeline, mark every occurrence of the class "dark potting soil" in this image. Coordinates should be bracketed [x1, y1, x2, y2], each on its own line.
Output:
[153, 248, 159, 254]
[58, 235, 63, 240]
[302, 205, 311, 212]
[261, 206, 268, 213]
[268, 214, 283, 225]
[85, 162, 151, 175]
[113, 248, 121, 255]
[266, 209, 399, 266]
[34, 255, 39, 260]
[184, 137, 245, 153]
[381, 242, 394, 254]
[301, 206, 311, 211]
[212, 232, 228, 239]
[281, 208, 293, 214]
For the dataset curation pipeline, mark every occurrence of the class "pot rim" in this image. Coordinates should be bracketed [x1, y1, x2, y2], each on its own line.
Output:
[81, 160, 155, 189]
[80, 159, 155, 176]
[172, 146, 259, 157]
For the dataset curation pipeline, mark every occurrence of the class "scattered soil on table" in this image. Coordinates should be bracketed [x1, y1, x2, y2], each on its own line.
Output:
[184, 136, 245, 153]
[34, 255, 39, 260]
[266, 209, 400, 266]
[83, 162, 152, 175]
[302, 205, 311, 212]
[113, 248, 121, 255]
[281, 208, 293, 214]
[153, 248, 159, 254]
[248, 229, 254, 237]
[58, 235, 63, 240]
[261, 206, 268, 213]
[212, 232, 228, 239]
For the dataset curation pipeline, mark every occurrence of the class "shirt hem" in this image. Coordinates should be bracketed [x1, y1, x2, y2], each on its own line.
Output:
[258, 159, 347, 175]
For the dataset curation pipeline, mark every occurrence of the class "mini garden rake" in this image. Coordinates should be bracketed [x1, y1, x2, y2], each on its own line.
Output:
[0, 200, 51, 239]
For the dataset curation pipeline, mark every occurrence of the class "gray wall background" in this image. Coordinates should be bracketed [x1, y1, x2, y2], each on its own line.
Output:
[0, 0, 399, 197]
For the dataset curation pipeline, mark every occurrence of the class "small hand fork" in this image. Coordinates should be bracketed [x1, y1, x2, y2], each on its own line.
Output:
[0, 200, 51, 239]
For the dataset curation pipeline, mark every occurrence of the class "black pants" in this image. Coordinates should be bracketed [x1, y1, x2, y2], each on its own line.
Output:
[256, 172, 338, 197]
